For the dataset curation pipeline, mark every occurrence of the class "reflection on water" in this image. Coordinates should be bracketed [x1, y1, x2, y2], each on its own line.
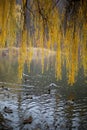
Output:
[15, 46, 87, 85]
[0, 0, 87, 85]
[0, 52, 87, 130]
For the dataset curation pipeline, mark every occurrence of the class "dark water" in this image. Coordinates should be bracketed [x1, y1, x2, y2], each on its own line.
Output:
[0, 54, 87, 130]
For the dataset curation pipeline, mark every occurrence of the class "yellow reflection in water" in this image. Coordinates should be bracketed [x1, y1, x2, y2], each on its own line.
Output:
[0, 0, 87, 85]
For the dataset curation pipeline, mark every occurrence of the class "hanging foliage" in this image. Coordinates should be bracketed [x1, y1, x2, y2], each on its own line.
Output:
[0, 0, 87, 85]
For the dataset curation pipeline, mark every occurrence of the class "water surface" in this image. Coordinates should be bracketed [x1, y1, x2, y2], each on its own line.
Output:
[0, 53, 87, 130]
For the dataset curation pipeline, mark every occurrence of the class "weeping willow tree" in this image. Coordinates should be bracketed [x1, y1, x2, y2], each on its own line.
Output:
[0, 0, 87, 85]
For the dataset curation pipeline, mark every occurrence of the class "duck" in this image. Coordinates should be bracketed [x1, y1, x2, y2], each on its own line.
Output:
[49, 83, 57, 88]
[0, 112, 4, 122]
[4, 106, 13, 114]
[66, 99, 74, 105]
[23, 116, 33, 124]
[1, 85, 9, 91]
[48, 83, 58, 94]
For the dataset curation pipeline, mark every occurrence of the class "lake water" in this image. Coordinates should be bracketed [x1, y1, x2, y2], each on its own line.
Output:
[0, 51, 87, 130]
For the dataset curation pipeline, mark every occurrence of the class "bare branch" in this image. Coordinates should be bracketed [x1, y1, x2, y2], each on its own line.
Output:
[36, 0, 47, 21]
[51, 0, 60, 10]
[26, 5, 35, 16]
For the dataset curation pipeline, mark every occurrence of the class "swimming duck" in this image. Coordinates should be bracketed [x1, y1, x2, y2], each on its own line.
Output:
[4, 106, 13, 113]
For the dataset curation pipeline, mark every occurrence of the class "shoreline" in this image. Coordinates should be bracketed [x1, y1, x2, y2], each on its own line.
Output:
[0, 47, 56, 58]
